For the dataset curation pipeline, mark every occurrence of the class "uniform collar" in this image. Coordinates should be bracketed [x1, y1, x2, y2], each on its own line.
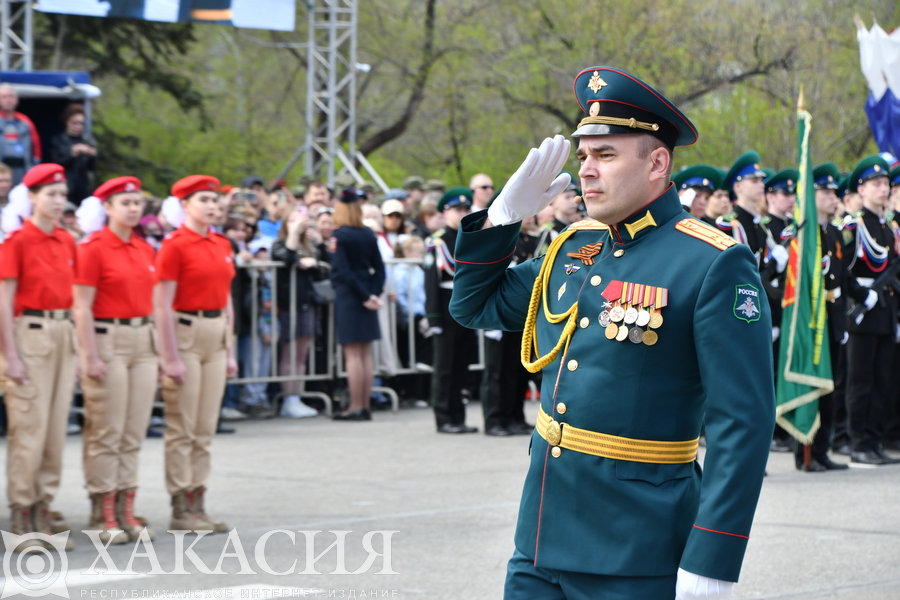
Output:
[21, 219, 68, 242]
[734, 204, 761, 224]
[608, 183, 682, 244]
[99, 226, 136, 248]
[860, 206, 885, 224]
[178, 224, 215, 242]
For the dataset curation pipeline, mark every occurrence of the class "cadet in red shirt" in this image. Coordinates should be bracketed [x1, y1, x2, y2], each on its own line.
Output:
[73, 176, 158, 546]
[0, 164, 77, 552]
[155, 175, 237, 533]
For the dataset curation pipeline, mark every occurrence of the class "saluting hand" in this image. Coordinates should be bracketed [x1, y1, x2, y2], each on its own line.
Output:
[86, 358, 107, 382]
[487, 135, 572, 226]
[4, 358, 28, 386]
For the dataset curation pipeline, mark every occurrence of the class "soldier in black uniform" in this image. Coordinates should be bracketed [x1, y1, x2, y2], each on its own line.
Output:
[844, 156, 899, 465]
[720, 154, 791, 452]
[795, 163, 857, 471]
[425, 187, 478, 434]
[884, 166, 900, 452]
[482, 216, 542, 436]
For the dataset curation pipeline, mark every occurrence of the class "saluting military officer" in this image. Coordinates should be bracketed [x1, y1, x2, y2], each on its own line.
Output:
[844, 156, 899, 465]
[0, 164, 77, 552]
[425, 187, 478, 434]
[796, 163, 858, 471]
[450, 66, 774, 599]
[74, 176, 158, 543]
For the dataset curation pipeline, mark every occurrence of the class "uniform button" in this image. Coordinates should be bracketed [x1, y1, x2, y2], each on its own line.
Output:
[557, 402, 567, 414]
[590, 275, 602, 286]
[580, 317, 590, 328]
[567, 359, 578, 371]
[551, 447, 562, 458]
[830, 274, 835, 280]
[614, 249, 625, 257]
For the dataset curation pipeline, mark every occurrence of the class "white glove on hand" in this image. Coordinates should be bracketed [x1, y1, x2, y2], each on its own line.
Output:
[487, 135, 572, 226]
[864, 289, 878, 310]
[770, 244, 789, 273]
[772, 326, 780, 342]
[426, 327, 443, 338]
[674, 568, 734, 600]
[841, 331, 849, 346]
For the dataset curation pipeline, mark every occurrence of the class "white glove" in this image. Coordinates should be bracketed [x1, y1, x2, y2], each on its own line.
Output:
[770, 244, 789, 273]
[487, 135, 572, 226]
[841, 331, 849, 346]
[679, 188, 696, 209]
[483, 329, 503, 341]
[772, 326, 780, 342]
[425, 327, 443, 338]
[864, 289, 878, 310]
[675, 568, 734, 600]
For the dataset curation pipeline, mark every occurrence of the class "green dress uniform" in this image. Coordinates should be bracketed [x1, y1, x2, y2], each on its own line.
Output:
[450, 66, 775, 597]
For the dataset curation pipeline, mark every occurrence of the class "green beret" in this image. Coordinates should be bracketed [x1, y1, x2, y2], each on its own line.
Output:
[848, 155, 890, 193]
[672, 164, 723, 193]
[812, 163, 841, 190]
[764, 168, 800, 194]
[438, 186, 473, 212]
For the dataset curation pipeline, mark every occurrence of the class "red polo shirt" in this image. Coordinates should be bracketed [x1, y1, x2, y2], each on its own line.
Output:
[75, 227, 158, 319]
[156, 226, 235, 312]
[0, 220, 77, 315]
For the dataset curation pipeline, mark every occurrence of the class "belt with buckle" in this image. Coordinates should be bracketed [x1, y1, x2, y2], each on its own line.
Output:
[95, 317, 151, 326]
[179, 310, 223, 318]
[536, 406, 699, 464]
[23, 309, 71, 320]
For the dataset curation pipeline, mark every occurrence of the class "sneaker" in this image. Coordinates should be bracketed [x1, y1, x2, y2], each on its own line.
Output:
[220, 407, 248, 421]
[280, 396, 317, 419]
[413, 400, 430, 409]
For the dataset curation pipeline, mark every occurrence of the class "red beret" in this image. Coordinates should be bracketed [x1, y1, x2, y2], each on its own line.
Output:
[171, 175, 220, 200]
[219, 184, 234, 194]
[22, 164, 66, 189]
[94, 176, 142, 202]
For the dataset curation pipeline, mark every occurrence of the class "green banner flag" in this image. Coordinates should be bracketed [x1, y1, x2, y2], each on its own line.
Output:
[775, 101, 833, 444]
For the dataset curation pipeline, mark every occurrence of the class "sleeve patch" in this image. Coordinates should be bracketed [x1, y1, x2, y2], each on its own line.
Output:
[675, 218, 737, 250]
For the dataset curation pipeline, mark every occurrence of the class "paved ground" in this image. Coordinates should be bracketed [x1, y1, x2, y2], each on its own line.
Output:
[0, 401, 897, 599]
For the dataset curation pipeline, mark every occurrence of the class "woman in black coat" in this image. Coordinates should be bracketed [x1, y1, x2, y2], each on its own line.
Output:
[48, 104, 96, 205]
[329, 189, 385, 420]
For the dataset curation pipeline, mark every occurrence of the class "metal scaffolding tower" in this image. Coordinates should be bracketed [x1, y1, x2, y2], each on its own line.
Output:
[304, 0, 357, 186]
[0, 0, 33, 71]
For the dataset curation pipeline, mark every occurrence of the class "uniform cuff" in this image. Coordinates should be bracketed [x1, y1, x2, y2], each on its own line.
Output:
[455, 211, 520, 266]
[679, 524, 750, 583]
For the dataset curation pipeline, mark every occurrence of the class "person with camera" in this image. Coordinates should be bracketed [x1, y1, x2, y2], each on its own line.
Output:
[271, 205, 331, 418]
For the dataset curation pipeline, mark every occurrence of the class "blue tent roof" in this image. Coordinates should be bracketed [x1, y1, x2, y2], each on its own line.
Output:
[0, 71, 90, 87]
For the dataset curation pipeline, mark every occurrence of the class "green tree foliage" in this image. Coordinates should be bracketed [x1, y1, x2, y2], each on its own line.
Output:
[30, 1, 900, 194]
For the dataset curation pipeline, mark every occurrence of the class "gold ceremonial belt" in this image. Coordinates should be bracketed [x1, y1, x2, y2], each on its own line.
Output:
[536, 407, 699, 464]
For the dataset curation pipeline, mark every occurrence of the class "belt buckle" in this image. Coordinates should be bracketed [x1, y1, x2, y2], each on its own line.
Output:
[129, 317, 142, 327]
[546, 420, 562, 446]
[51, 309, 66, 320]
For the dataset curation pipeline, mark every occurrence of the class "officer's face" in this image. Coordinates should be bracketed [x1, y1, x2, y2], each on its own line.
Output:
[708, 190, 731, 217]
[767, 191, 795, 217]
[858, 176, 890, 211]
[442, 205, 470, 229]
[688, 189, 709, 218]
[105, 192, 145, 229]
[734, 177, 765, 204]
[814, 189, 839, 218]
[576, 135, 669, 224]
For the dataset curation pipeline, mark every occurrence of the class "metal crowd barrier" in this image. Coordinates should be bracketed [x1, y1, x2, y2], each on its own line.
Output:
[227, 258, 487, 417]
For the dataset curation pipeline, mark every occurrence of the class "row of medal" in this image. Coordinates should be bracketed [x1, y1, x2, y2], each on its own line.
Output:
[599, 281, 668, 346]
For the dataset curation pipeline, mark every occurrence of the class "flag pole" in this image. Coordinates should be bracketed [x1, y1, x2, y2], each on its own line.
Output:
[797, 85, 814, 472]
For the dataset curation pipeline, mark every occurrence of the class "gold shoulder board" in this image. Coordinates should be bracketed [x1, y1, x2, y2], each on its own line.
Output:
[566, 219, 608, 231]
[674, 218, 737, 251]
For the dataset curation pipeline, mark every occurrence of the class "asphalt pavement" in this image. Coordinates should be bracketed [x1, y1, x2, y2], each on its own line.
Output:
[0, 401, 897, 599]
